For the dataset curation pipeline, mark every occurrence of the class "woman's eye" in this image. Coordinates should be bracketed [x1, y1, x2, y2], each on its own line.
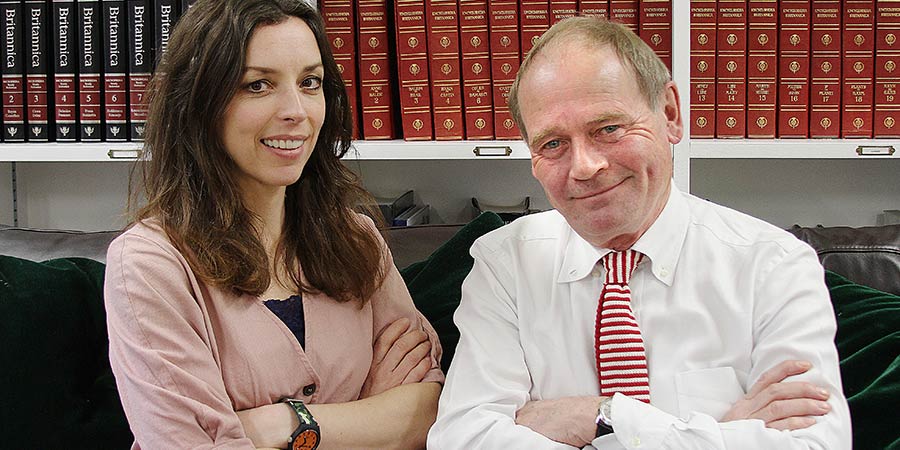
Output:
[247, 80, 266, 93]
[302, 76, 323, 90]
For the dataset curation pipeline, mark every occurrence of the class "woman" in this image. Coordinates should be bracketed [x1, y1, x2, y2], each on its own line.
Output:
[104, 1, 443, 448]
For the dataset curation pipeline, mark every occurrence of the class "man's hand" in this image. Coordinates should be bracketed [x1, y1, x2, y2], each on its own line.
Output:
[515, 396, 601, 447]
[722, 360, 831, 430]
[360, 317, 431, 398]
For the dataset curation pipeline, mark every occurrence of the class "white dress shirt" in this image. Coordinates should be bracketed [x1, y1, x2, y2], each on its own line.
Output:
[428, 185, 851, 450]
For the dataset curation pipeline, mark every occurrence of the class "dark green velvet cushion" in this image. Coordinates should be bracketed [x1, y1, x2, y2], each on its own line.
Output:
[400, 212, 506, 372]
[827, 270, 900, 450]
[0, 256, 133, 449]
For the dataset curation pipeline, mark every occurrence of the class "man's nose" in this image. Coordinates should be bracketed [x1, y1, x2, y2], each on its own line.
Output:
[569, 140, 609, 180]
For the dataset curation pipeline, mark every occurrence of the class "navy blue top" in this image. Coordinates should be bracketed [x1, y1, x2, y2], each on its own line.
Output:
[264, 294, 305, 349]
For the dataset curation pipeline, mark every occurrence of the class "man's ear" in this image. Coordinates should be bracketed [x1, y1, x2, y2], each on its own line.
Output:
[662, 81, 683, 144]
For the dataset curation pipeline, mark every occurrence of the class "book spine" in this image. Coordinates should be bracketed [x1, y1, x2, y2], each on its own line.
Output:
[875, 0, 900, 136]
[519, 0, 548, 57]
[639, 0, 672, 70]
[715, 0, 747, 138]
[103, 0, 126, 141]
[842, 0, 876, 137]
[690, 0, 716, 138]
[394, 0, 432, 140]
[609, 0, 639, 31]
[320, 0, 360, 139]
[52, 0, 76, 141]
[77, 0, 102, 141]
[459, 0, 493, 139]
[580, 0, 610, 19]
[747, 0, 777, 138]
[25, 0, 50, 141]
[778, 0, 811, 137]
[179, 0, 192, 14]
[809, 0, 841, 137]
[152, 0, 176, 67]
[2, 0, 26, 141]
[548, 0, 576, 25]
[489, 0, 520, 139]
[426, 0, 463, 139]
[357, 0, 396, 139]
[127, 0, 149, 141]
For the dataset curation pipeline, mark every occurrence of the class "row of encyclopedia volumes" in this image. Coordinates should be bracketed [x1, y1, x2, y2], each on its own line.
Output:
[0, 0, 195, 143]
[690, 0, 900, 139]
[319, 0, 673, 141]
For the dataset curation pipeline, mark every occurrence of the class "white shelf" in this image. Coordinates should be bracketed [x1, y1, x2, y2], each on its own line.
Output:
[690, 139, 899, 159]
[0, 142, 144, 162]
[347, 140, 531, 160]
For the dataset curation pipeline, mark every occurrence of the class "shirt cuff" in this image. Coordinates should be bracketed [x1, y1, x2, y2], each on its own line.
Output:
[607, 393, 679, 450]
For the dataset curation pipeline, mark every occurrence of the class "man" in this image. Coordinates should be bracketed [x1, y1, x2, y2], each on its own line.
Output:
[427, 17, 851, 449]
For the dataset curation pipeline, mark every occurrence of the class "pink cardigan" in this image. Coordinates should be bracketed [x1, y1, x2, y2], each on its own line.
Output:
[104, 218, 444, 449]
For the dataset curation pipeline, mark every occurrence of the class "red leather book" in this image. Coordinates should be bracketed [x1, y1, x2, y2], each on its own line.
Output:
[127, 0, 150, 141]
[357, 0, 396, 139]
[843, 0, 876, 137]
[549, 0, 576, 24]
[580, 1, 610, 19]
[747, 0, 777, 138]
[426, 0, 464, 140]
[875, 0, 900, 137]
[103, 0, 129, 142]
[460, 0, 493, 139]
[78, 0, 103, 142]
[809, 0, 841, 137]
[489, 0, 521, 139]
[2, 0, 26, 141]
[609, 0, 639, 32]
[690, 0, 716, 139]
[520, 0, 548, 56]
[639, 0, 672, 70]
[778, 0, 811, 138]
[321, 0, 361, 139]
[715, 0, 746, 138]
[52, 0, 77, 142]
[25, 0, 50, 142]
[394, 0, 433, 140]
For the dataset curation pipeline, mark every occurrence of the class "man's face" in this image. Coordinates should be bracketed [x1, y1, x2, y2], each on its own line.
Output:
[517, 42, 683, 249]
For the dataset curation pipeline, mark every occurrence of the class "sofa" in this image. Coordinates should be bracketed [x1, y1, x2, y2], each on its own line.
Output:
[0, 217, 898, 449]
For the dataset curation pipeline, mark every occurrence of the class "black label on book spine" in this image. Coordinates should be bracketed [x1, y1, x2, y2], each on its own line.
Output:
[78, 0, 102, 141]
[103, 0, 126, 140]
[53, 1, 77, 141]
[127, 0, 149, 141]
[153, 0, 176, 68]
[2, 1, 26, 141]
[25, 0, 50, 141]
[179, 0, 193, 15]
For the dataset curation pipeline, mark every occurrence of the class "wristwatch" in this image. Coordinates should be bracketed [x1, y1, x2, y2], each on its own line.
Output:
[282, 398, 320, 450]
[595, 396, 614, 437]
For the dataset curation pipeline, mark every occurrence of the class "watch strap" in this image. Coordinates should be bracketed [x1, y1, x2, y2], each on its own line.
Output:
[282, 398, 320, 450]
[595, 397, 613, 437]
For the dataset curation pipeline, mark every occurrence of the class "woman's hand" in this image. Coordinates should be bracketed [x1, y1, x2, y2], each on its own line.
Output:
[360, 317, 432, 398]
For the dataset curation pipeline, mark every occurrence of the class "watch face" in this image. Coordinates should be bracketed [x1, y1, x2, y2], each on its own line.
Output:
[291, 429, 319, 450]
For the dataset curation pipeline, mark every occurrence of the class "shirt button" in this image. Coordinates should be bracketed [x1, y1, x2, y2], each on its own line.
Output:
[631, 436, 642, 447]
[660, 267, 669, 277]
[303, 384, 317, 396]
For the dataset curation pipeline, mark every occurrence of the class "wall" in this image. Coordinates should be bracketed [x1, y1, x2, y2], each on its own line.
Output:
[0, 159, 897, 231]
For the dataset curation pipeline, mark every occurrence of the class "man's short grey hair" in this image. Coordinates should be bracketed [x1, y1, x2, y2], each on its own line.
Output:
[508, 17, 672, 142]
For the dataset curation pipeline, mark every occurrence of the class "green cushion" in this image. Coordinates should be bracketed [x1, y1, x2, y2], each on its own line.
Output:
[826, 270, 900, 450]
[401, 212, 506, 372]
[0, 256, 132, 448]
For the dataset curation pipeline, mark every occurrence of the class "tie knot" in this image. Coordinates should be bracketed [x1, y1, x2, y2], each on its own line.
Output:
[601, 250, 643, 285]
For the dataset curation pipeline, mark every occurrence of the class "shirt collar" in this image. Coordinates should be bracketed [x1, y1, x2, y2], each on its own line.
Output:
[557, 182, 689, 286]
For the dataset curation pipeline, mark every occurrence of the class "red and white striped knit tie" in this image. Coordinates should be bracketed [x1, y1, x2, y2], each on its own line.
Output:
[594, 250, 651, 403]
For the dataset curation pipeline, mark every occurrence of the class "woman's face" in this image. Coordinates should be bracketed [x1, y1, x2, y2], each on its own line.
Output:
[221, 17, 326, 203]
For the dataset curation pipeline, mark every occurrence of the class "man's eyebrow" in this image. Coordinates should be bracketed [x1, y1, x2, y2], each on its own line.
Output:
[528, 129, 557, 149]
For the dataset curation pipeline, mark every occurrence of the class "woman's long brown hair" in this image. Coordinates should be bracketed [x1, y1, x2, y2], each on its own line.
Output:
[131, 0, 385, 302]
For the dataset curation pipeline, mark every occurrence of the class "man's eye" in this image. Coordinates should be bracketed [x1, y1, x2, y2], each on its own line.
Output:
[544, 139, 560, 149]
[602, 125, 620, 134]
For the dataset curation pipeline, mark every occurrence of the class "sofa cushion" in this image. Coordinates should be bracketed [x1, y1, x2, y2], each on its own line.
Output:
[400, 212, 506, 372]
[0, 255, 133, 448]
[827, 270, 900, 450]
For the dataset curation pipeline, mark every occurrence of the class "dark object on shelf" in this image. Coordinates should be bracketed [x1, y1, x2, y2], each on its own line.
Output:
[471, 197, 535, 223]
[393, 204, 430, 227]
[375, 190, 415, 223]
